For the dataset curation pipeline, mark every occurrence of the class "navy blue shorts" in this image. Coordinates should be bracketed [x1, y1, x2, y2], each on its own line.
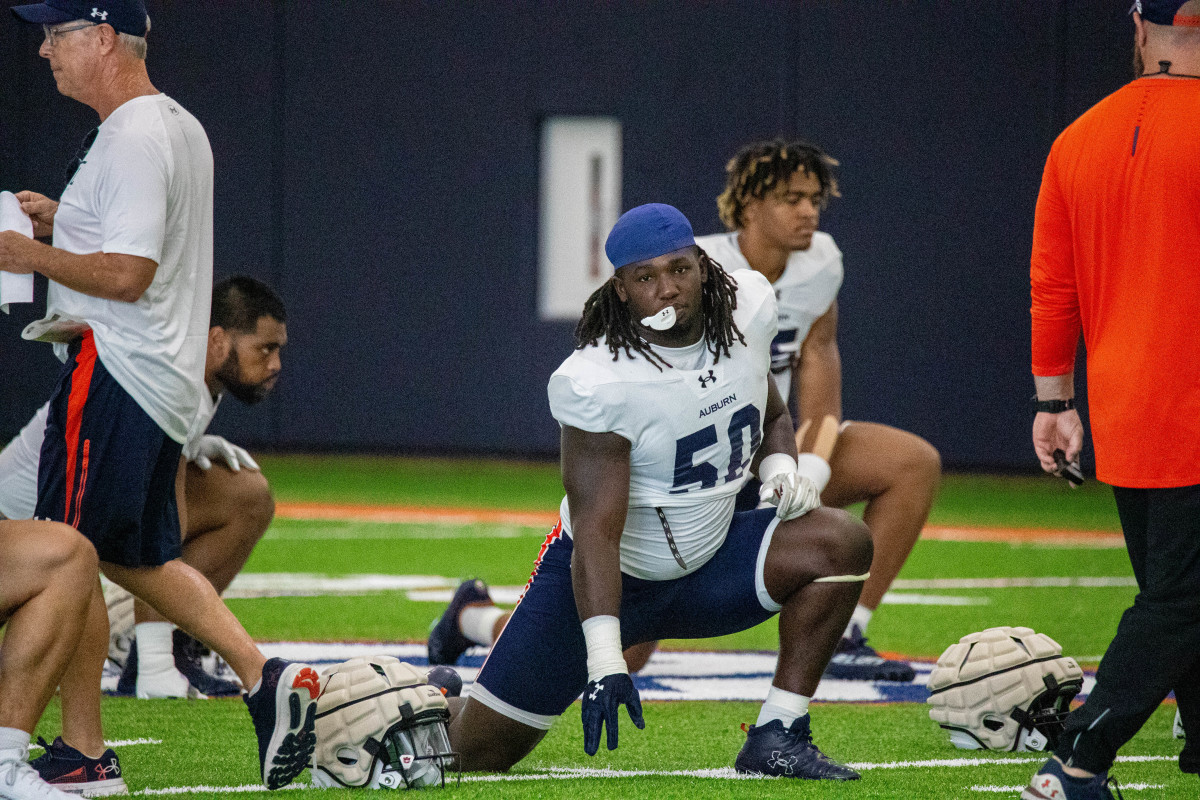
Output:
[35, 332, 183, 567]
[471, 507, 781, 729]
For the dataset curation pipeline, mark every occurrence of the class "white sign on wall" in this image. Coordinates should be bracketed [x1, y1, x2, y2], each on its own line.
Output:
[537, 117, 622, 321]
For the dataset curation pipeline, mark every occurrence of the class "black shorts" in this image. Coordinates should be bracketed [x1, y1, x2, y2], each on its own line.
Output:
[35, 332, 183, 567]
[471, 507, 782, 729]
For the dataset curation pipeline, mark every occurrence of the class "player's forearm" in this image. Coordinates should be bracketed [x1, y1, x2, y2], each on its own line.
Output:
[21, 239, 155, 302]
[572, 532, 624, 620]
[760, 408, 799, 462]
[795, 346, 842, 451]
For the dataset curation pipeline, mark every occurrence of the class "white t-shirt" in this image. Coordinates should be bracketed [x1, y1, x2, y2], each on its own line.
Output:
[547, 270, 777, 581]
[22, 94, 214, 444]
[696, 231, 842, 404]
[0, 391, 223, 520]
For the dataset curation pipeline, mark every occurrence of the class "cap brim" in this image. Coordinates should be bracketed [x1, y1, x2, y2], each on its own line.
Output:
[10, 3, 77, 25]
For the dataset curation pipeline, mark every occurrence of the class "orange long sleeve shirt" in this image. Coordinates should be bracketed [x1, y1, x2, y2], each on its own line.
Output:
[1031, 78, 1200, 488]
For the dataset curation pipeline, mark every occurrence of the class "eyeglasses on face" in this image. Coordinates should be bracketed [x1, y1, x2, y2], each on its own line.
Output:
[42, 21, 97, 46]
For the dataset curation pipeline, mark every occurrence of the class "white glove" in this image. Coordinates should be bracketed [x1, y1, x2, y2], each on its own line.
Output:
[191, 435, 259, 472]
[757, 453, 822, 520]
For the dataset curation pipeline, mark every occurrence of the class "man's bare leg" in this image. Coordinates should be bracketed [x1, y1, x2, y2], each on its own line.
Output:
[101, 559, 266, 688]
[0, 522, 97, 736]
[126, 463, 274, 694]
[448, 698, 548, 773]
[56, 581, 109, 758]
[822, 422, 940, 611]
[763, 507, 874, 694]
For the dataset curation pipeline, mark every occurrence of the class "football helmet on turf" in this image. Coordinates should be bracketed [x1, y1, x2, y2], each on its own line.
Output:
[310, 656, 456, 789]
[927, 626, 1083, 752]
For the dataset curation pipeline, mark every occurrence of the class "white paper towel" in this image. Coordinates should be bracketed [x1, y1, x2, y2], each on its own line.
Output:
[1, 191, 35, 313]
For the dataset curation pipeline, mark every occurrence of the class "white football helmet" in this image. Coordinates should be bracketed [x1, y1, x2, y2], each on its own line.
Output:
[311, 656, 455, 789]
[927, 626, 1083, 752]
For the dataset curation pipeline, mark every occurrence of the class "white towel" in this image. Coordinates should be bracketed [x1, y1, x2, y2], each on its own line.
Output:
[1, 191, 35, 313]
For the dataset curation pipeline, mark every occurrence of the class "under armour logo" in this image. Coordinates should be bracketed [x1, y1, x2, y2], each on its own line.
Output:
[91, 8, 108, 19]
[95, 759, 120, 778]
[767, 751, 796, 775]
[589, 682, 604, 701]
[697, 370, 717, 388]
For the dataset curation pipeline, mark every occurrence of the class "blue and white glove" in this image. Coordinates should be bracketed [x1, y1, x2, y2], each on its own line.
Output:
[757, 453, 826, 520]
[191, 435, 259, 472]
[580, 615, 645, 755]
[582, 673, 644, 755]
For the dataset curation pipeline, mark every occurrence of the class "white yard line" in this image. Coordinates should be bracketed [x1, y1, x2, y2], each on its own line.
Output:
[31, 738, 161, 752]
[126, 755, 1179, 793]
[892, 577, 1136, 589]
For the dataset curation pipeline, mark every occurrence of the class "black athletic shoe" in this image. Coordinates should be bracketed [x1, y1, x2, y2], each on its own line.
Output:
[30, 737, 128, 796]
[823, 624, 916, 682]
[111, 640, 137, 698]
[427, 579, 492, 666]
[1021, 757, 1122, 800]
[173, 630, 242, 697]
[426, 665, 463, 698]
[735, 715, 859, 780]
[243, 658, 319, 790]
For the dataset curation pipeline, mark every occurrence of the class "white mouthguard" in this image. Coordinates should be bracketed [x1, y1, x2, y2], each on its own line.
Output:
[640, 306, 676, 331]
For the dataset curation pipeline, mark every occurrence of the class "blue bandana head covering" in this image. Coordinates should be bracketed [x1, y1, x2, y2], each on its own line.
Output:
[605, 203, 695, 270]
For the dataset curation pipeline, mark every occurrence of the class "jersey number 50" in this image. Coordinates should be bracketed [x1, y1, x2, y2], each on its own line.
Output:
[670, 404, 761, 494]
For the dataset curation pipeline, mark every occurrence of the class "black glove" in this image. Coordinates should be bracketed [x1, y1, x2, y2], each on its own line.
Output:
[581, 672, 645, 755]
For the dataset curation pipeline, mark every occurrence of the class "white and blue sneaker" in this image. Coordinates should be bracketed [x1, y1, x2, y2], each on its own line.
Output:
[1021, 757, 1122, 800]
[243, 658, 319, 790]
[823, 624, 915, 682]
[427, 579, 492, 666]
[0, 745, 80, 800]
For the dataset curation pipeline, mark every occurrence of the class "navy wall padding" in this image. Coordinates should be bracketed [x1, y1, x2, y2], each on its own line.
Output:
[0, 2, 1131, 469]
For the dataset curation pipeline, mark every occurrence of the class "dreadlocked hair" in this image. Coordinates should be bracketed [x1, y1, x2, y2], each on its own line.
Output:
[716, 138, 840, 231]
[573, 248, 746, 371]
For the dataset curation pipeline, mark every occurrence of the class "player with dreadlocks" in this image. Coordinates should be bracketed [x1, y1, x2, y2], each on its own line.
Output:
[693, 137, 942, 683]
[431, 203, 872, 781]
[574, 244, 744, 370]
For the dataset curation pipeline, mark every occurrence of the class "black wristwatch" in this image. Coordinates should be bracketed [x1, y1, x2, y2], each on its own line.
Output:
[1032, 396, 1075, 414]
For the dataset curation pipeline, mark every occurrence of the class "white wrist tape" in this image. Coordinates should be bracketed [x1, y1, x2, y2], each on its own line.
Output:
[795, 452, 832, 493]
[757, 453, 797, 484]
[581, 614, 627, 683]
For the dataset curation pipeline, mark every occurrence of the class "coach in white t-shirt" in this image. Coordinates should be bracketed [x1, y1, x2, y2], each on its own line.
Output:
[0, 1, 318, 794]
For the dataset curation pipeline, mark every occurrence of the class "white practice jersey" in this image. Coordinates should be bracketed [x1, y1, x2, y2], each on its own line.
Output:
[547, 270, 777, 581]
[22, 94, 214, 444]
[0, 392, 223, 520]
[696, 231, 842, 404]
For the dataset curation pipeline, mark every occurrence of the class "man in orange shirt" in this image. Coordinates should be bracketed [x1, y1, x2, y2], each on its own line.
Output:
[1023, 2, 1200, 798]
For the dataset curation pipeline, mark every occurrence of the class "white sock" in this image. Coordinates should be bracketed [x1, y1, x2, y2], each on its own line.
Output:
[844, 604, 873, 639]
[135, 622, 176, 676]
[756, 686, 811, 728]
[0, 727, 30, 757]
[460, 605, 506, 647]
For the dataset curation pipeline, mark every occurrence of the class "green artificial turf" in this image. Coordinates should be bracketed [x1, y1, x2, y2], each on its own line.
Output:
[257, 455, 1122, 532]
[35, 699, 1191, 798]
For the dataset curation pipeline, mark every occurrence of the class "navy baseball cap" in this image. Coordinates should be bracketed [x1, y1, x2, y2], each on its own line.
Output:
[1130, 0, 1200, 26]
[11, 0, 148, 36]
[605, 203, 696, 270]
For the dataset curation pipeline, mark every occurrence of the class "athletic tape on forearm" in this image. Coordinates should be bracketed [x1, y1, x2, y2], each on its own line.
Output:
[757, 453, 797, 483]
[795, 452, 831, 492]
[582, 614, 628, 683]
[813, 571, 870, 583]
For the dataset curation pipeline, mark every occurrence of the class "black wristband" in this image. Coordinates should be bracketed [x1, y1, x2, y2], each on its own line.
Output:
[1033, 396, 1075, 414]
